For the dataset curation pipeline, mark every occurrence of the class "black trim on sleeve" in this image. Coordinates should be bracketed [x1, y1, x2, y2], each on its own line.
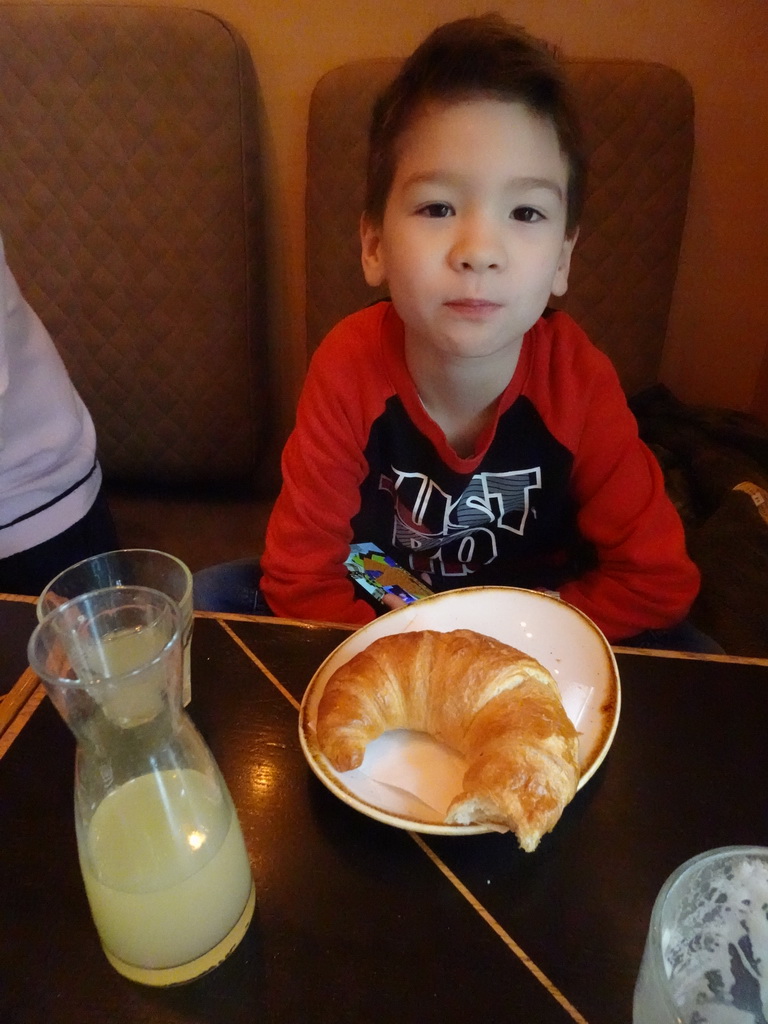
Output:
[0, 458, 99, 531]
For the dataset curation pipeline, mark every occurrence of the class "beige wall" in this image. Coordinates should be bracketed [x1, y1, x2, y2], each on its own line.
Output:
[14, 0, 768, 434]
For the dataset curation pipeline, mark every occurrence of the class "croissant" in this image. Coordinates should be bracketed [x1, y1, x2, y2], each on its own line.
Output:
[315, 628, 580, 851]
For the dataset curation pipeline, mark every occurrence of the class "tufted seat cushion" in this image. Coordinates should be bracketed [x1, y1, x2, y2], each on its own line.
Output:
[0, 3, 269, 486]
[0, 4, 273, 570]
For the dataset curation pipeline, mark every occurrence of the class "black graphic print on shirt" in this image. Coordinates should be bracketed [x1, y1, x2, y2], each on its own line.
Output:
[379, 465, 542, 566]
[350, 394, 593, 591]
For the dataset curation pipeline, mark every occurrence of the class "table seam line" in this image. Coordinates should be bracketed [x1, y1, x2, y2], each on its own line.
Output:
[409, 832, 592, 1024]
[0, 682, 46, 759]
[612, 645, 768, 666]
[0, 666, 42, 733]
[0, 591, 36, 603]
[216, 619, 301, 711]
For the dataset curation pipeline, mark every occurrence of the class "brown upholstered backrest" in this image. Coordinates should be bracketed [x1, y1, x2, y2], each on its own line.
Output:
[306, 58, 694, 397]
[0, 4, 268, 485]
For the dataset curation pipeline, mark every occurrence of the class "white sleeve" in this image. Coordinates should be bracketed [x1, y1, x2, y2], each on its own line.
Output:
[0, 235, 11, 442]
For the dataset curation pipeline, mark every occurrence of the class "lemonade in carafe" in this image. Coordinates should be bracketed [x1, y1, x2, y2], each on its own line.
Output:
[29, 585, 255, 986]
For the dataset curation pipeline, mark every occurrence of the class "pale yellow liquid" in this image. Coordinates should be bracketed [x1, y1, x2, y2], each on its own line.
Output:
[79, 769, 254, 985]
[80, 624, 169, 726]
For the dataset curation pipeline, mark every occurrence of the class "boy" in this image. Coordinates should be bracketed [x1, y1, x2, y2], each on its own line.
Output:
[259, 15, 702, 645]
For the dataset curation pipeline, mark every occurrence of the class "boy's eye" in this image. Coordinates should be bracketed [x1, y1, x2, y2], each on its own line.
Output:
[417, 202, 454, 218]
[512, 206, 544, 223]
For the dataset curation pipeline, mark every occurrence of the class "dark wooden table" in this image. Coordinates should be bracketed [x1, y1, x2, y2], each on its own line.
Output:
[0, 593, 37, 695]
[1, 597, 766, 1024]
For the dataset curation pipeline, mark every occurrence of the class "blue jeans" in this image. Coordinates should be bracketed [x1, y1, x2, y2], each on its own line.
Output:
[192, 559, 724, 654]
[617, 621, 724, 654]
[193, 558, 269, 615]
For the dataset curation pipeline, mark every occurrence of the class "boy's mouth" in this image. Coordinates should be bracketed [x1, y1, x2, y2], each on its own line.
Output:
[444, 299, 502, 316]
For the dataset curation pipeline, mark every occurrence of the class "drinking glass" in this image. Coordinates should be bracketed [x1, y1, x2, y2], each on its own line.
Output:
[28, 586, 255, 985]
[633, 846, 768, 1023]
[38, 549, 194, 704]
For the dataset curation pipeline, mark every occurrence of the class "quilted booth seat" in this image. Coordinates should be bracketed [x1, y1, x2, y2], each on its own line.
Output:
[0, 3, 274, 572]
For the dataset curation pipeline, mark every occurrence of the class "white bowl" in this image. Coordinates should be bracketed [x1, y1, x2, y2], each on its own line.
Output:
[299, 586, 620, 835]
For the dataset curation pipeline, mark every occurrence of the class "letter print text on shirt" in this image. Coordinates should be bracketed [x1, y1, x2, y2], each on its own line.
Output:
[379, 466, 542, 577]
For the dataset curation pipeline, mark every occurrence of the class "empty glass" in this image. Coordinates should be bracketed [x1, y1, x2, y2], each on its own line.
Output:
[28, 586, 254, 985]
[37, 549, 194, 705]
[634, 846, 768, 1023]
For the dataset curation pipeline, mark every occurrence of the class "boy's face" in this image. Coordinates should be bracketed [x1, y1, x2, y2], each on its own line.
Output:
[361, 99, 576, 365]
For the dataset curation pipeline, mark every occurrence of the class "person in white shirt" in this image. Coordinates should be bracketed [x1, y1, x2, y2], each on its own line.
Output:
[0, 233, 117, 595]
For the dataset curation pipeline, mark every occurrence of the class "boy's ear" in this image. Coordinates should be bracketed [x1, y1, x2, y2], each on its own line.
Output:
[551, 227, 579, 298]
[360, 213, 386, 287]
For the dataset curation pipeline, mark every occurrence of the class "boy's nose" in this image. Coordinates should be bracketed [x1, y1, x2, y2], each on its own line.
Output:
[449, 219, 507, 273]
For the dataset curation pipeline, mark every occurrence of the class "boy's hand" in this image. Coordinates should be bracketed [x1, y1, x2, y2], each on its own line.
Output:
[382, 593, 408, 611]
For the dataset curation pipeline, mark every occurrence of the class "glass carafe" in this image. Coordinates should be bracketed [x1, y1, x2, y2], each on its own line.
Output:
[28, 585, 255, 986]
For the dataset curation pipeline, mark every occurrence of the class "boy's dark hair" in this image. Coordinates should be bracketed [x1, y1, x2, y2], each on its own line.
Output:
[365, 14, 586, 236]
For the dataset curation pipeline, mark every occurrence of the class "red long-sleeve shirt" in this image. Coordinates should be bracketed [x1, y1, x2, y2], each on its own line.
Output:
[261, 302, 699, 640]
